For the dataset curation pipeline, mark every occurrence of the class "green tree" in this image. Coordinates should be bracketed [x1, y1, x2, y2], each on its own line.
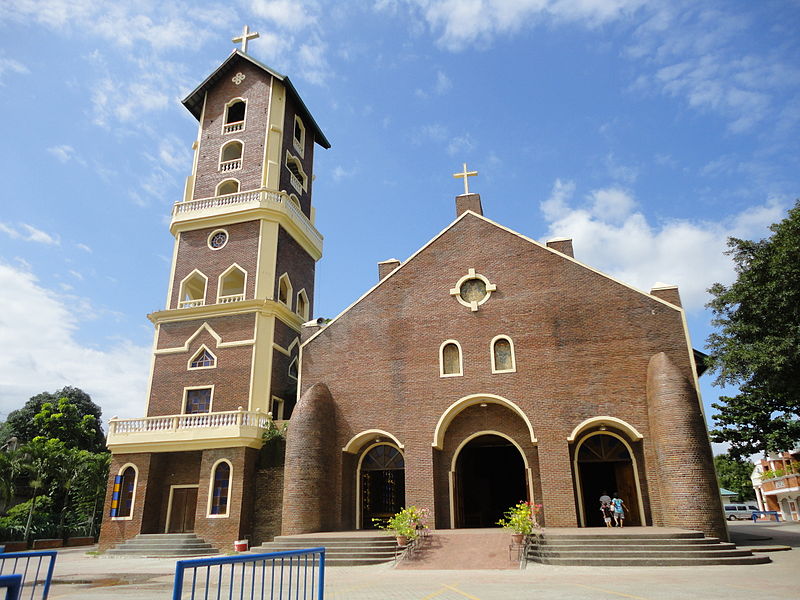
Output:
[33, 398, 99, 452]
[714, 454, 755, 501]
[3, 387, 105, 452]
[706, 200, 800, 458]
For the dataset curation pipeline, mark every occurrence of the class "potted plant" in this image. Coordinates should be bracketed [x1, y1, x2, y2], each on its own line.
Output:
[496, 501, 542, 544]
[374, 506, 428, 546]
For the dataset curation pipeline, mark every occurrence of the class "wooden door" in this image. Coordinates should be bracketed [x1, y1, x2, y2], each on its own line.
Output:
[168, 487, 198, 533]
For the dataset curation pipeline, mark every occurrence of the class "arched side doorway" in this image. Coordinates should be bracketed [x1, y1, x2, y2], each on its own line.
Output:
[358, 444, 405, 529]
[573, 431, 644, 527]
[452, 434, 527, 528]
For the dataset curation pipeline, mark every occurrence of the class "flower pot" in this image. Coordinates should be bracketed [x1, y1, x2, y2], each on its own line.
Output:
[511, 533, 525, 545]
[396, 535, 408, 546]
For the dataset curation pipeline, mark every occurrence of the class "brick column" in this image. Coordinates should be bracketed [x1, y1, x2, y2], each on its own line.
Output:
[536, 435, 578, 527]
[646, 352, 728, 540]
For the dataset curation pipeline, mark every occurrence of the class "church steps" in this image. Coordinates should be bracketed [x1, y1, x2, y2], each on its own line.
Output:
[106, 533, 219, 557]
[527, 530, 770, 567]
[250, 534, 398, 566]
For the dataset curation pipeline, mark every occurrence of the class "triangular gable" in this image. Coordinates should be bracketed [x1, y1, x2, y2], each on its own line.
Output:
[154, 322, 255, 355]
[304, 210, 683, 346]
[182, 49, 330, 149]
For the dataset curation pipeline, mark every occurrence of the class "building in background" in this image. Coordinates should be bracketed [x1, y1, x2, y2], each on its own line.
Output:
[752, 449, 800, 521]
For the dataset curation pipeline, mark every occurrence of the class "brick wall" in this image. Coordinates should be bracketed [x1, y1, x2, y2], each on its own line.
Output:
[148, 314, 255, 415]
[274, 226, 315, 317]
[169, 220, 260, 309]
[252, 466, 285, 545]
[280, 96, 315, 217]
[193, 58, 272, 200]
[99, 453, 154, 550]
[297, 213, 713, 531]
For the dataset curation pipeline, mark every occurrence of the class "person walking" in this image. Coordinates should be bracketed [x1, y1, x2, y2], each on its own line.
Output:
[611, 492, 627, 527]
[601, 502, 614, 527]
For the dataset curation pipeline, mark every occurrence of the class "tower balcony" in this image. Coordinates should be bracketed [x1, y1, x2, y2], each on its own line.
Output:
[170, 188, 323, 258]
[107, 408, 281, 453]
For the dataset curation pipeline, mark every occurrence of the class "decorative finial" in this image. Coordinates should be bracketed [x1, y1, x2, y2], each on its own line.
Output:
[232, 25, 259, 53]
[453, 162, 478, 195]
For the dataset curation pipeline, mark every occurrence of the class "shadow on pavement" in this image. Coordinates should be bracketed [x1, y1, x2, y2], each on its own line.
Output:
[729, 521, 800, 548]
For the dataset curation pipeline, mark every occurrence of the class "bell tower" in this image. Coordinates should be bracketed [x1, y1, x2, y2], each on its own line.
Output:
[100, 28, 330, 551]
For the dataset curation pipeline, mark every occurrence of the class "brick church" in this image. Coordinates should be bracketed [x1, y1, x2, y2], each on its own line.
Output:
[99, 31, 727, 552]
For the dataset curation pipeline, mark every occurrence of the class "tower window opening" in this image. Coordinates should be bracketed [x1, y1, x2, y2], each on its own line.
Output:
[220, 141, 243, 171]
[179, 271, 207, 308]
[216, 179, 239, 196]
[296, 289, 309, 320]
[278, 273, 292, 307]
[285, 154, 306, 192]
[226, 100, 245, 124]
[218, 265, 246, 302]
[293, 116, 306, 156]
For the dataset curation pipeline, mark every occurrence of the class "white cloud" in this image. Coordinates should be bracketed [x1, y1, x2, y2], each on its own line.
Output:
[397, 0, 646, 50]
[46, 144, 87, 166]
[0, 262, 150, 423]
[332, 165, 356, 182]
[447, 133, 475, 156]
[249, 0, 318, 31]
[539, 179, 786, 311]
[0, 56, 28, 83]
[76, 243, 92, 253]
[0, 222, 60, 245]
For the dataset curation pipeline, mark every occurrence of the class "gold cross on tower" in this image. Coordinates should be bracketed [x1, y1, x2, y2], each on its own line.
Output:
[232, 25, 260, 53]
[453, 163, 478, 195]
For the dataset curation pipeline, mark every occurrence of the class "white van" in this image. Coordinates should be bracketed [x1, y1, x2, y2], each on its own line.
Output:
[723, 504, 759, 520]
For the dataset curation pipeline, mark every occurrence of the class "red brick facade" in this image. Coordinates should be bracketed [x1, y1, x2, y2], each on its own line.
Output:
[285, 210, 727, 540]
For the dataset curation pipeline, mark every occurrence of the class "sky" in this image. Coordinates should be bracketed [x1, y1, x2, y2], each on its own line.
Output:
[0, 0, 798, 453]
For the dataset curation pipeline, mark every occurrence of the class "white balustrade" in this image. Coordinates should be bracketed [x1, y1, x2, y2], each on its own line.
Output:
[109, 409, 271, 435]
[223, 122, 244, 134]
[171, 188, 322, 248]
[218, 294, 245, 304]
[220, 159, 242, 171]
[179, 299, 205, 309]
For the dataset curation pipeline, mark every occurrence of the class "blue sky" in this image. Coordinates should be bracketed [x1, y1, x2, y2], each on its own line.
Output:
[0, 1, 798, 452]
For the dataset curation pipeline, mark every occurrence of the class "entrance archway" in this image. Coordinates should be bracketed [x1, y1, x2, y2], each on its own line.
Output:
[453, 434, 527, 528]
[574, 432, 642, 526]
[359, 444, 405, 529]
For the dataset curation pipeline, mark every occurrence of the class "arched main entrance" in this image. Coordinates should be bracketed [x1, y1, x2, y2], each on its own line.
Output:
[454, 434, 527, 528]
[574, 432, 643, 526]
[359, 444, 405, 529]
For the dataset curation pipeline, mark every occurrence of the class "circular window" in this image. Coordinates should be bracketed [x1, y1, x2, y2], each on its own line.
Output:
[208, 230, 228, 250]
[450, 269, 496, 312]
[459, 278, 487, 303]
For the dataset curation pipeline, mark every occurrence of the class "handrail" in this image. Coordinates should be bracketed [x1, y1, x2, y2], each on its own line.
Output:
[109, 409, 271, 435]
[172, 188, 321, 247]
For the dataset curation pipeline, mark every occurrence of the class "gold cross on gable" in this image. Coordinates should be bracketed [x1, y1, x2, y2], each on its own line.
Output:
[232, 25, 260, 53]
[453, 163, 478, 195]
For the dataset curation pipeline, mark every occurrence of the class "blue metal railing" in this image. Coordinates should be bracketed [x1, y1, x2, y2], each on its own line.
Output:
[0, 552, 57, 600]
[173, 548, 325, 600]
[0, 575, 23, 600]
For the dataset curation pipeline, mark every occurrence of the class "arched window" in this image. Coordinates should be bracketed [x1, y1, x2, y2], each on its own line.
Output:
[216, 179, 240, 196]
[491, 335, 516, 373]
[218, 264, 246, 303]
[209, 461, 231, 516]
[293, 116, 306, 156]
[224, 99, 246, 133]
[179, 270, 207, 308]
[111, 465, 136, 518]
[440, 340, 463, 377]
[220, 141, 243, 171]
[296, 289, 309, 320]
[277, 273, 292, 307]
[285, 154, 306, 192]
[189, 346, 216, 369]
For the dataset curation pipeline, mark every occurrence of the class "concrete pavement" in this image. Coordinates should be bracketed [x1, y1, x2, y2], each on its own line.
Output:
[40, 521, 799, 599]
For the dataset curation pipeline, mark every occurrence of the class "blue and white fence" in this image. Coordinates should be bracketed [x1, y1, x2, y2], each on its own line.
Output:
[0, 552, 57, 600]
[0, 575, 23, 600]
[173, 548, 325, 600]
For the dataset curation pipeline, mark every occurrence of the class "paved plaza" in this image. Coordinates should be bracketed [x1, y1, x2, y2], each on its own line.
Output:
[43, 522, 798, 599]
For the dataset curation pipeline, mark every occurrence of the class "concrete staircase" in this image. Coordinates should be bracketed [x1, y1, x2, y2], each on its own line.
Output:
[527, 528, 771, 566]
[251, 532, 398, 566]
[106, 533, 219, 557]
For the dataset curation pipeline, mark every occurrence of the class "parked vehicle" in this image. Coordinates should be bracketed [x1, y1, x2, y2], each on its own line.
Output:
[723, 504, 759, 520]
